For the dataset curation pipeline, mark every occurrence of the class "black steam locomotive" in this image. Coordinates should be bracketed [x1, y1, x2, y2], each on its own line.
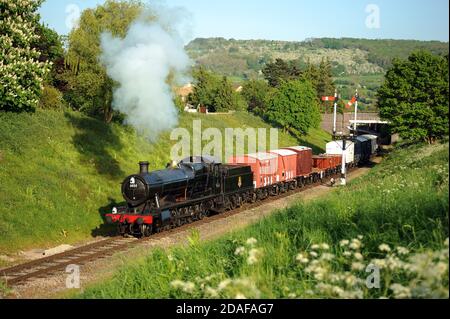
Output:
[106, 157, 254, 237]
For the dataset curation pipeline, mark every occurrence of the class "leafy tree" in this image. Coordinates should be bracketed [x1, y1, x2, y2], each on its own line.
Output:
[266, 80, 321, 135]
[302, 59, 336, 107]
[214, 77, 235, 112]
[33, 23, 65, 89]
[64, 0, 144, 122]
[317, 59, 335, 98]
[241, 79, 271, 115]
[262, 58, 300, 87]
[189, 67, 220, 110]
[0, 0, 50, 113]
[377, 51, 449, 144]
[189, 68, 241, 112]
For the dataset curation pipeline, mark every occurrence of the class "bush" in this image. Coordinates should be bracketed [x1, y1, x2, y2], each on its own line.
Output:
[39, 86, 64, 110]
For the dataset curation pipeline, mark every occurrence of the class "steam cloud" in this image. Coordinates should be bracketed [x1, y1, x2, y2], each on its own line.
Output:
[100, 10, 190, 140]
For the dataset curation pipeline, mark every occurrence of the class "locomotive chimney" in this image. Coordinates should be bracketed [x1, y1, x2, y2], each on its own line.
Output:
[139, 161, 149, 175]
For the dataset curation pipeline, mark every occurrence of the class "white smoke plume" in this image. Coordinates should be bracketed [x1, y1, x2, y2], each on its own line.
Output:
[100, 9, 191, 140]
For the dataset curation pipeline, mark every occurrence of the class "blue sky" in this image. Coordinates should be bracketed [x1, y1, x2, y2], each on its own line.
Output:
[39, 0, 449, 43]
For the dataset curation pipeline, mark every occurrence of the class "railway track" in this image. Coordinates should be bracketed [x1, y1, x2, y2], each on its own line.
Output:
[0, 169, 354, 288]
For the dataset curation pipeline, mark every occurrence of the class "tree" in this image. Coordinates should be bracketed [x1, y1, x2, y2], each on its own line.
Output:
[0, 0, 50, 112]
[214, 77, 235, 112]
[189, 67, 220, 110]
[33, 23, 65, 89]
[317, 59, 335, 98]
[262, 58, 300, 87]
[377, 51, 449, 144]
[241, 79, 271, 115]
[266, 80, 321, 135]
[64, 0, 144, 122]
[189, 68, 241, 113]
[302, 59, 336, 111]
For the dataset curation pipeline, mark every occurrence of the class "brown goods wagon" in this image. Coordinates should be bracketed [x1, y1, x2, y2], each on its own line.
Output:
[282, 146, 313, 177]
[313, 155, 334, 170]
[269, 149, 298, 182]
[228, 152, 280, 189]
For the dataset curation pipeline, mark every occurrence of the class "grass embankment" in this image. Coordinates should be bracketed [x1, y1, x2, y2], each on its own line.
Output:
[80, 142, 449, 299]
[0, 110, 329, 255]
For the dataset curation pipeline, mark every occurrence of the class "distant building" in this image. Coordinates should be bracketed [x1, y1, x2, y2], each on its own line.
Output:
[176, 83, 194, 102]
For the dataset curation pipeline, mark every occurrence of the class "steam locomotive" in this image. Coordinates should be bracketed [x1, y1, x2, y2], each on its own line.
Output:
[106, 136, 378, 238]
[106, 157, 255, 237]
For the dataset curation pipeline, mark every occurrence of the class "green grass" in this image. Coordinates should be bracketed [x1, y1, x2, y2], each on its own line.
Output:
[0, 109, 329, 254]
[79, 142, 449, 299]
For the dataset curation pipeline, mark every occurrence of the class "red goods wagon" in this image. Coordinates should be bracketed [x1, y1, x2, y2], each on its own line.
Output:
[313, 155, 334, 170]
[282, 146, 313, 177]
[228, 152, 279, 189]
[269, 149, 298, 182]
[325, 154, 342, 168]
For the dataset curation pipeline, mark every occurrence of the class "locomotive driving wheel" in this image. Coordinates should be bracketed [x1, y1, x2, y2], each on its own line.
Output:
[140, 224, 152, 238]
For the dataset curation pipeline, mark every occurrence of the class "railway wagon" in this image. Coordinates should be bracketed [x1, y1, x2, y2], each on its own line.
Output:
[327, 154, 343, 168]
[282, 146, 313, 177]
[356, 136, 372, 164]
[269, 149, 298, 182]
[229, 152, 279, 189]
[326, 140, 355, 165]
[313, 154, 341, 176]
[361, 134, 379, 155]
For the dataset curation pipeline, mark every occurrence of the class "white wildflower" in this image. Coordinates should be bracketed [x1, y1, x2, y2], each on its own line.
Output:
[372, 259, 386, 269]
[321, 253, 335, 261]
[390, 284, 412, 299]
[379, 244, 391, 253]
[205, 287, 218, 298]
[170, 280, 185, 289]
[246, 238, 258, 246]
[343, 251, 353, 257]
[218, 279, 231, 291]
[296, 253, 309, 264]
[396, 247, 410, 256]
[354, 252, 364, 261]
[247, 248, 261, 265]
[351, 262, 365, 271]
[235, 246, 245, 256]
[349, 239, 362, 250]
[183, 282, 195, 294]
[340, 240, 350, 247]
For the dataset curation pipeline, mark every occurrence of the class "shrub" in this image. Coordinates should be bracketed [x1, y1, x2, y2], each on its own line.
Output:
[39, 85, 64, 110]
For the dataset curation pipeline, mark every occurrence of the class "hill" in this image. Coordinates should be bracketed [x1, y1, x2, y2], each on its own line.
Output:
[186, 37, 448, 79]
[0, 110, 330, 256]
[80, 141, 449, 299]
[186, 37, 449, 109]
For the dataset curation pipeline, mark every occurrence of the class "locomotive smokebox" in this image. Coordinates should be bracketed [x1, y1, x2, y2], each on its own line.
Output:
[139, 161, 149, 175]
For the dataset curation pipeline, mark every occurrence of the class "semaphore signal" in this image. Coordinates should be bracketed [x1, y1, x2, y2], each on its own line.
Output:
[322, 89, 360, 186]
